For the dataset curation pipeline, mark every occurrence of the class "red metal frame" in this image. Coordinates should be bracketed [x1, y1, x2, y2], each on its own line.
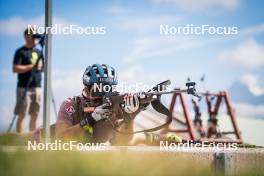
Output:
[164, 92, 196, 140]
[164, 90, 242, 143]
[222, 91, 242, 140]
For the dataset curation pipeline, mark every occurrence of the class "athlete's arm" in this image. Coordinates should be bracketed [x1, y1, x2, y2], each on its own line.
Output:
[55, 98, 86, 140]
[55, 121, 85, 140]
[55, 99, 111, 140]
[13, 64, 34, 73]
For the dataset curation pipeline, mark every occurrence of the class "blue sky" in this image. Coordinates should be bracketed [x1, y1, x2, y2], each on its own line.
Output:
[0, 0, 264, 130]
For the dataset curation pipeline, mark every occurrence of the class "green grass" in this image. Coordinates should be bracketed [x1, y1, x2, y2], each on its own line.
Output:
[1, 149, 263, 176]
[0, 149, 214, 176]
[0, 134, 263, 176]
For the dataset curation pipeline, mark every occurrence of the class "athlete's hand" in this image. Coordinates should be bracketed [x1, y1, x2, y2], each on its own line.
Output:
[37, 60, 43, 71]
[80, 103, 111, 128]
[122, 93, 139, 114]
[91, 103, 112, 121]
[28, 64, 34, 71]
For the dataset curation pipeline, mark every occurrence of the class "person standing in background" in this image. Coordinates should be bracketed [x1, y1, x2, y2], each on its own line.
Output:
[12, 28, 44, 133]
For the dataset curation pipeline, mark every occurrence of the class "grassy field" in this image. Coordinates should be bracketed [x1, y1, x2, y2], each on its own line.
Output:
[1, 147, 263, 176]
[0, 149, 213, 176]
[0, 132, 263, 176]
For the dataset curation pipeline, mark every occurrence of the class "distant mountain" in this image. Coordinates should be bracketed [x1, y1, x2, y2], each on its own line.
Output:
[229, 81, 264, 105]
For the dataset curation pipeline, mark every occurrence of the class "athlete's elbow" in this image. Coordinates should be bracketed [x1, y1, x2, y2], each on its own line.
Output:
[13, 65, 22, 73]
[12, 65, 17, 73]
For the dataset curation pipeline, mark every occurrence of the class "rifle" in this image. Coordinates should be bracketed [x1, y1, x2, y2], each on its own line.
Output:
[102, 80, 200, 134]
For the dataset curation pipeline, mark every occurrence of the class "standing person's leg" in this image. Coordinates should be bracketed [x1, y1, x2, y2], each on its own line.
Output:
[29, 113, 38, 131]
[29, 88, 41, 131]
[16, 113, 26, 133]
[15, 88, 28, 133]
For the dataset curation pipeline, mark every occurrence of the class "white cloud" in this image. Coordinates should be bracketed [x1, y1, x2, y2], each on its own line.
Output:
[218, 39, 264, 69]
[52, 69, 83, 100]
[0, 16, 41, 36]
[234, 103, 264, 118]
[122, 35, 203, 63]
[119, 65, 170, 85]
[152, 0, 240, 12]
[0, 16, 72, 36]
[241, 23, 264, 37]
[240, 74, 264, 96]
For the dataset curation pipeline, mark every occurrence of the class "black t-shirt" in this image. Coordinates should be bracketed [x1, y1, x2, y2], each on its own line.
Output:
[13, 46, 44, 88]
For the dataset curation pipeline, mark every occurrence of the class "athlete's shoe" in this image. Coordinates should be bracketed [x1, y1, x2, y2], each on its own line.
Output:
[144, 132, 182, 145]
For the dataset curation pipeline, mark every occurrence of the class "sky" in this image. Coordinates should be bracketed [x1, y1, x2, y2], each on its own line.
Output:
[0, 0, 264, 131]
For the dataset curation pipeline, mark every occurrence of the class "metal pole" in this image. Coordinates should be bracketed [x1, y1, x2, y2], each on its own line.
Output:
[214, 152, 234, 175]
[223, 91, 242, 141]
[43, 0, 52, 142]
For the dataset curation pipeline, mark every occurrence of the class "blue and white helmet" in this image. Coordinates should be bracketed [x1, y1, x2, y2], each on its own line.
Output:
[83, 64, 118, 86]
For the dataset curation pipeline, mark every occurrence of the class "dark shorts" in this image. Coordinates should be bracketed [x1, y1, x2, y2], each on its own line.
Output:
[14, 87, 41, 115]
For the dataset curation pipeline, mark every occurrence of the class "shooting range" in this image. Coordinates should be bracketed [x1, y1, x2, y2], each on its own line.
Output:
[0, 0, 264, 175]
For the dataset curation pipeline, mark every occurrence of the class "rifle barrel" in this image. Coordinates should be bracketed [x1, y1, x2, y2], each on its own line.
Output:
[147, 89, 188, 96]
